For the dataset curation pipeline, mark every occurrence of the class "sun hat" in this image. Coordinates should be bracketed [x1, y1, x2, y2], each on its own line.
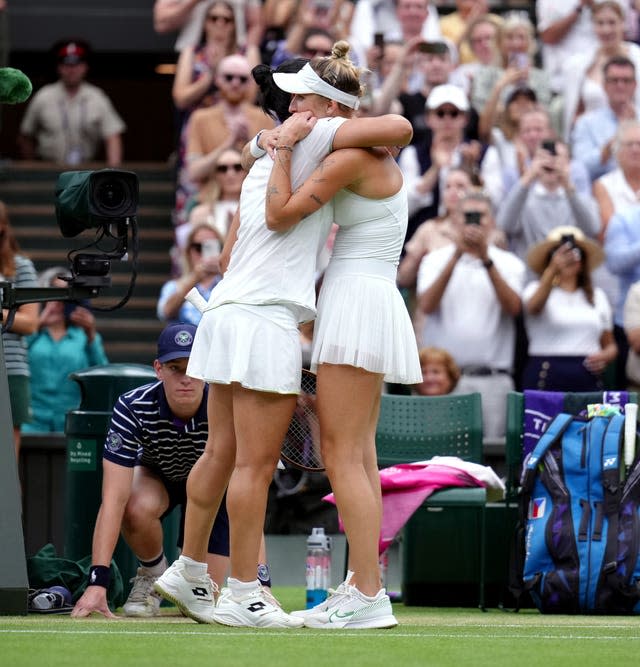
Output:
[272, 62, 361, 109]
[526, 226, 604, 274]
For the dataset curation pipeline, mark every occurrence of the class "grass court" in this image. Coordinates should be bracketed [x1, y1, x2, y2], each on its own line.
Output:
[2, 587, 639, 667]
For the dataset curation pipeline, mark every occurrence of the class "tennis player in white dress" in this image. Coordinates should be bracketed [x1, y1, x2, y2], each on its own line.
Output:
[266, 41, 421, 629]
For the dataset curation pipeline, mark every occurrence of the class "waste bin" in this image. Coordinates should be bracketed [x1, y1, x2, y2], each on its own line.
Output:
[64, 364, 180, 595]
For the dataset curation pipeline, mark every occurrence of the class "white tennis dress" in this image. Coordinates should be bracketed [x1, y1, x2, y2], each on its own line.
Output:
[187, 117, 345, 393]
[311, 185, 422, 384]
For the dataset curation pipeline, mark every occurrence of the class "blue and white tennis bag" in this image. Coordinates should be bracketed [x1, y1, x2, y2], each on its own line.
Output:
[516, 412, 640, 613]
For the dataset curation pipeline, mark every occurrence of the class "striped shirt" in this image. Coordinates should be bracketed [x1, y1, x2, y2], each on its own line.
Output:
[1, 255, 38, 376]
[103, 380, 208, 482]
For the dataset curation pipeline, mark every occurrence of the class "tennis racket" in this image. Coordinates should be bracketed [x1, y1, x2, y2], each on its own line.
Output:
[280, 369, 324, 471]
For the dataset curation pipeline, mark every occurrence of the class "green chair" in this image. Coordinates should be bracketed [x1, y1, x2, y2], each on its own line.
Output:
[375, 392, 487, 609]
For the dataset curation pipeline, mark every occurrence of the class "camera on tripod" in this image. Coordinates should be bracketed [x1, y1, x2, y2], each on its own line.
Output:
[55, 169, 139, 287]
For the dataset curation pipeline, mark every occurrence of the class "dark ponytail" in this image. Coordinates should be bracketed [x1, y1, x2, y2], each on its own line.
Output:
[252, 57, 308, 124]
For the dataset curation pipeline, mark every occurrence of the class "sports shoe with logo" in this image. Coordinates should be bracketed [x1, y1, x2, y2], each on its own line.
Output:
[303, 584, 397, 629]
[123, 567, 162, 617]
[153, 559, 217, 623]
[213, 585, 304, 628]
[291, 571, 354, 619]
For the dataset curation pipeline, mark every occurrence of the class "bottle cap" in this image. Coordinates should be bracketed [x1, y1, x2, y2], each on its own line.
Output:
[307, 526, 328, 549]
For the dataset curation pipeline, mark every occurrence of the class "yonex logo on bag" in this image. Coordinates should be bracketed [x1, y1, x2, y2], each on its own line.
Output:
[604, 457, 617, 469]
[247, 601, 266, 613]
[191, 587, 210, 598]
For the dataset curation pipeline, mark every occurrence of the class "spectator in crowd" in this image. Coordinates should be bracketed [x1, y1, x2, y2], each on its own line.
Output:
[157, 223, 224, 326]
[449, 14, 502, 97]
[349, 0, 442, 67]
[537, 0, 598, 96]
[439, 0, 501, 65]
[172, 2, 259, 221]
[22, 269, 108, 434]
[269, 1, 341, 68]
[571, 55, 640, 182]
[398, 166, 476, 292]
[604, 192, 640, 387]
[502, 106, 591, 197]
[376, 39, 459, 140]
[154, 0, 263, 54]
[562, 0, 640, 142]
[417, 191, 525, 439]
[18, 40, 125, 167]
[470, 12, 552, 115]
[479, 84, 537, 160]
[522, 226, 616, 391]
[497, 136, 599, 264]
[70, 324, 273, 619]
[184, 54, 274, 216]
[398, 84, 503, 242]
[0, 201, 39, 458]
[412, 346, 461, 396]
[592, 118, 640, 241]
[183, 147, 246, 243]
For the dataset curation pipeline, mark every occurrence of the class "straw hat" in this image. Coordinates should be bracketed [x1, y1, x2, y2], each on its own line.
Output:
[526, 226, 604, 274]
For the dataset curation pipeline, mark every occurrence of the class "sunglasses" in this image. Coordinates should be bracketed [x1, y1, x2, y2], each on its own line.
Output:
[216, 162, 244, 174]
[434, 108, 462, 119]
[207, 14, 234, 25]
[222, 73, 249, 84]
[189, 242, 204, 252]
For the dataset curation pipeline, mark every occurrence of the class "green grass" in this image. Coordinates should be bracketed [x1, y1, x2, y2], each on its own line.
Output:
[2, 588, 640, 667]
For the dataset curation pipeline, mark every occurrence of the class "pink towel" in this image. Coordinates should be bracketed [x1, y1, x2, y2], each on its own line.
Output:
[323, 462, 485, 553]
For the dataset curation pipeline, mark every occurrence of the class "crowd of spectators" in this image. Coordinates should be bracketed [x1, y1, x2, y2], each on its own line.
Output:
[11, 0, 640, 442]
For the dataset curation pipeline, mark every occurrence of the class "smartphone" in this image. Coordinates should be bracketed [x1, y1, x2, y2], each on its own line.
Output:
[64, 299, 90, 322]
[374, 32, 385, 54]
[313, 0, 333, 13]
[417, 41, 449, 55]
[560, 233, 576, 249]
[464, 211, 482, 226]
[509, 52, 528, 69]
[541, 139, 556, 155]
[201, 239, 221, 259]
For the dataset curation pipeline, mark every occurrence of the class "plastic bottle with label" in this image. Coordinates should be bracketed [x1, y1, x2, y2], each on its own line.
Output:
[305, 526, 331, 608]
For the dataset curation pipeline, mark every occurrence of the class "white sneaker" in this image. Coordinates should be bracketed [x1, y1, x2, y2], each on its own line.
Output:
[213, 585, 304, 628]
[123, 567, 162, 617]
[291, 571, 354, 619]
[153, 559, 217, 624]
[303, 585, 398, 629]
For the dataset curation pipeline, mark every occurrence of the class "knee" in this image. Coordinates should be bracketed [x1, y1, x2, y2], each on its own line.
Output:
[123, 494, 161, 528]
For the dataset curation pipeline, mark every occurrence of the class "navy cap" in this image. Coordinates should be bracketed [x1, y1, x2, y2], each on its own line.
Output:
[156, 323, 197, 363]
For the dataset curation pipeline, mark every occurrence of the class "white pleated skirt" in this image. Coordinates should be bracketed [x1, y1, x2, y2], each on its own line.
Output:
[187, 302, 302, 394]
[311, 258, 422, 384]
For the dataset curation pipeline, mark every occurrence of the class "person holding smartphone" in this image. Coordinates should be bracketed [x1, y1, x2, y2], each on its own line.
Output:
[157, 223, 224, 326]
[23, 269, 108, 434]
[417, 190, 525, 440]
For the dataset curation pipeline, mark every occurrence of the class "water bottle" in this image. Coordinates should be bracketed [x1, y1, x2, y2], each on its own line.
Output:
[305, 526, 331, 608]
[379, 550, 389, 590]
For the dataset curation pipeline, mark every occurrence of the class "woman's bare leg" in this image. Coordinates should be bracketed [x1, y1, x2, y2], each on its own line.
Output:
[226, 385, 297, 583]
[181, 383, 237, 562]
[316, 363, 383, 596]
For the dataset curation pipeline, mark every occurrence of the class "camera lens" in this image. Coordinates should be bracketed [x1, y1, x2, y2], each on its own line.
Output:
[89, 170, 138, 219]
[96, 180, 126, 211]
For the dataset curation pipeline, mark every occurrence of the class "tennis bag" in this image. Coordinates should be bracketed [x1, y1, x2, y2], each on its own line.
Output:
[513, 411, 640, 613]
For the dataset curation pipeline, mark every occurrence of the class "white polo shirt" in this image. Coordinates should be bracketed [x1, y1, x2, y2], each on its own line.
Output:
[416, 244, 526, 369]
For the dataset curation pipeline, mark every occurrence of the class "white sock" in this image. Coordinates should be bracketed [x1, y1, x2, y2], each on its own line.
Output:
[139, 555, 168, 577]
[228, 577, 260, 599]
[179, 554, 207, 578]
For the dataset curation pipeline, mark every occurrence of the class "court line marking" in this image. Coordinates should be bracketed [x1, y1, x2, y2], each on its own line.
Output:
[1, 628, 638, 641]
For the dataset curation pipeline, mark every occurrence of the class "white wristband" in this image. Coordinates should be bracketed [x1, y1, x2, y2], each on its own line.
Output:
[249, 132, 266, 159]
